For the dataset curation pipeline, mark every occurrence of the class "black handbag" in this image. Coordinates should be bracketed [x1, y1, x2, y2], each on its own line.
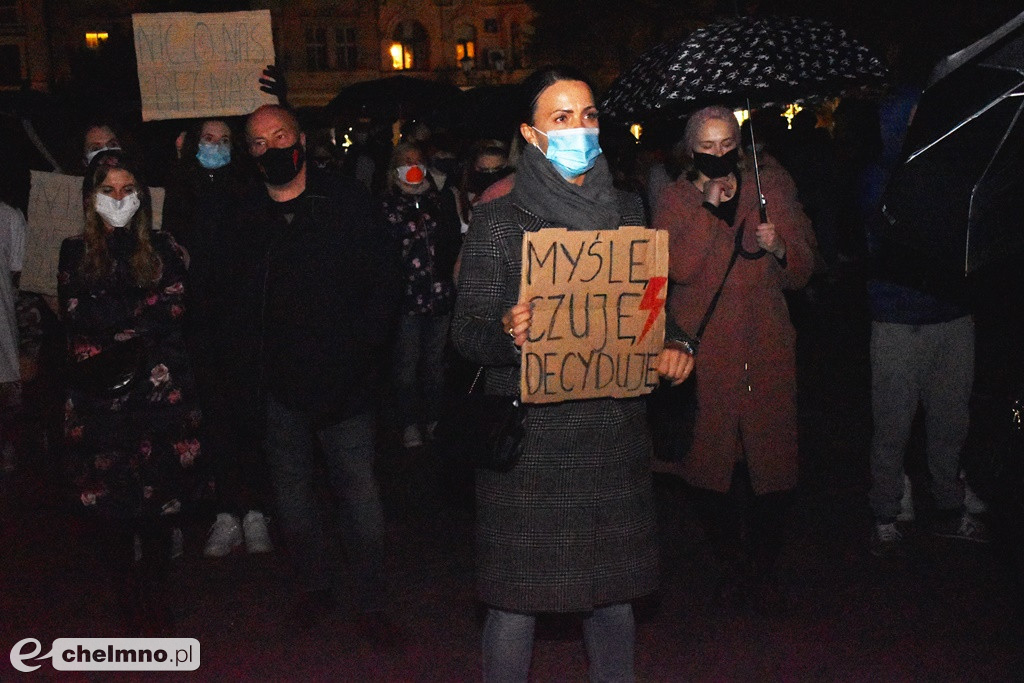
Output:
[437, 367, 526, 472]
[66, 337, 147, 399]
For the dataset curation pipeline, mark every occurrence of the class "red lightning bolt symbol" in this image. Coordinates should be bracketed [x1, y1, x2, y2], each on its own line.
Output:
[637, 276, 667, 344]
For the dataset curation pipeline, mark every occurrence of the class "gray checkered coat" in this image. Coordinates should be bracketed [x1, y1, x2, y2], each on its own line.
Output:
[451, 192, 659, 613]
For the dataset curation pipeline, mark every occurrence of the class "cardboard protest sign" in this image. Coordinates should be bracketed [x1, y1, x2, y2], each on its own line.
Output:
[22, 171, 166, 297]
[132, 10, 276, 121]
[520, 226, 669, 404]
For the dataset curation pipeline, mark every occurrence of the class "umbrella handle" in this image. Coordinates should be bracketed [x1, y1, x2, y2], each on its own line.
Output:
[744, 97, 769, 224]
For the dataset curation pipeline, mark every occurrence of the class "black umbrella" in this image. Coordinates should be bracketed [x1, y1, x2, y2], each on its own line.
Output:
[880, 10, 1024, 273]
[441, 84, 521, 143]
[601, 15, 887, 121]
[600, 15, 886, 220]
[324, 75, 464, 123]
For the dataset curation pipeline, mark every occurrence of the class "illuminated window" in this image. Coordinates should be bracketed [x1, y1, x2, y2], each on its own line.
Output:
[455, 41, 475, 62]
[391, 21, 428, 71]
[85, 32, 109, 50]
[455, 24, 476, 65]
[389, 43, 403, 70]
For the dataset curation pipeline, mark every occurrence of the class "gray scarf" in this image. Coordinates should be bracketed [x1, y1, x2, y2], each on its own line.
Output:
[510, 144, 621, 232]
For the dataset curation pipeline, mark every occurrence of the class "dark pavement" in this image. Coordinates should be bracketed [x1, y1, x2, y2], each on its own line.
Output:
[2, 268, 1023, 681]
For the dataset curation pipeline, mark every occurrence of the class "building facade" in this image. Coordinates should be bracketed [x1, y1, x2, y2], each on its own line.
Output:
[264, 0, 534, 107]
[11, 0, 533, 107]
[0, 0, 49, 91]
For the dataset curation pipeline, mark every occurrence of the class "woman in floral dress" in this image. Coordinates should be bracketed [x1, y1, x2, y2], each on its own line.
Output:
[58, 150, 201, 634]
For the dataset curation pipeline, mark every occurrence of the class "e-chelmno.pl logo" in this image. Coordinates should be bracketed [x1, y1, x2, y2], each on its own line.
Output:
[10, 638, 200, 672]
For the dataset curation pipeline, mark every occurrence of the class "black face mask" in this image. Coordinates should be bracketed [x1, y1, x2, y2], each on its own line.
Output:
[468, 167, 512, 195]
[692, 148, 739, 179]
[256, 141, 305, 185]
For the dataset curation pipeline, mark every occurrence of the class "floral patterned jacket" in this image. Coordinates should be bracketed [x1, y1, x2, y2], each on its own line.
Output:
[57, 228, 203, 518]
[380, 187, 461, 316]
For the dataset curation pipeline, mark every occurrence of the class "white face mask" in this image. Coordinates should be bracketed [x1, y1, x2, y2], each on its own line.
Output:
[84, 145, 121, 165]
[95, 191, 141, 228]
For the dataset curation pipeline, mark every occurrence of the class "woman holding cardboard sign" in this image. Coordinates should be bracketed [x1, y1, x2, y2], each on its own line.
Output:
[653, 105, 816, 612]
[451, 65, 692, 682]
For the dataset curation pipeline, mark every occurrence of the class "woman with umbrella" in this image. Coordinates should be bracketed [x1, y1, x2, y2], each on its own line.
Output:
[653, 105, 817, 611]
[451, 65, 692, 680]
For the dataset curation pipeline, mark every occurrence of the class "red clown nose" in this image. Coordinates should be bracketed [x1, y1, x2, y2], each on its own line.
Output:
[404, 165, 425, 184]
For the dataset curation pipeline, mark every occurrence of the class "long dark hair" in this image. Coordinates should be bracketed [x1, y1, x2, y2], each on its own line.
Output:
[179, 117, 242, 169]
[513, 65, 596, 161]
[517, 65, 594, 126]
[81, 150, 160, 287]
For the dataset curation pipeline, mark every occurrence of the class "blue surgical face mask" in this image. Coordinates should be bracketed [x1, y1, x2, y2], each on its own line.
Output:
[531, 126, 602, 179]
[196, 142, 231, 170]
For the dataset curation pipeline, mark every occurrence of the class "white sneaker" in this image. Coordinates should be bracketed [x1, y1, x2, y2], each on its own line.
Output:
[242, 510, 273, 554]
[870, 522, 905, 558]
[933, 512, 992, 544]
[897, 473, 915, 522]
[203, 513, 242, 557]
[402, 424, 424, 449]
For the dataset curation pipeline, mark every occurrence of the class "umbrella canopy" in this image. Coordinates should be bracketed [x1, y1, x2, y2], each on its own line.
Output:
[880, 10, 1024, 273]
[441, 84, 521, 143]
[324, 75, 464, 123]
[600, 15, 887, 121]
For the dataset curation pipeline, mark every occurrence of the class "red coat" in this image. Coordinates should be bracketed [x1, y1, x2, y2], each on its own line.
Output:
[652, 156, 816, 494]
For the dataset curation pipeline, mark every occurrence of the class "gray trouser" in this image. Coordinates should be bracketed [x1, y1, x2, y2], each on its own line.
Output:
[869, 316, 974, 521]
[482, 603, 636, 682]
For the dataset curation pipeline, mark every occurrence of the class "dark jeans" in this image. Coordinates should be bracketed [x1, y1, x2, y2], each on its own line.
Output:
[263, 395, 386, 611]
[392, 312, 450, 428]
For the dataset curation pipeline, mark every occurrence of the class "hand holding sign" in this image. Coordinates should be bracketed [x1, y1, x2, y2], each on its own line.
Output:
[501, 302, 533, 348]
[259, 63, 289, 108]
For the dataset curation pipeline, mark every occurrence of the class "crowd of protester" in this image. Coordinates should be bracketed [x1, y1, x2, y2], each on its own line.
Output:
[0, 59, 1015, 679]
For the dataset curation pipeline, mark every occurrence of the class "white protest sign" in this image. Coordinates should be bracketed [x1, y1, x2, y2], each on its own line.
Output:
[22, 171, 81, 296]
[132, 10, 277, 121]
[22, 171, 166, 297]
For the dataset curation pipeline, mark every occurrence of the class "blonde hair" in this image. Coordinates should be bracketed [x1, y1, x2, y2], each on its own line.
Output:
[681, 105, 749, 180]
